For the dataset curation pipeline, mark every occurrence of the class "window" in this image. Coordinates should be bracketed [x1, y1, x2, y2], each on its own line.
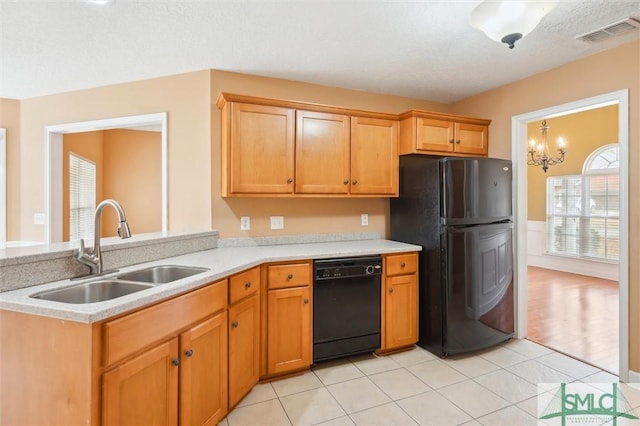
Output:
[546, 145, 619, 261]
[69, 154, 96, 241]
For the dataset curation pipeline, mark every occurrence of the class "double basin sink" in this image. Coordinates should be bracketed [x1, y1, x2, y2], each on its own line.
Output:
[30, 265, 210, 304]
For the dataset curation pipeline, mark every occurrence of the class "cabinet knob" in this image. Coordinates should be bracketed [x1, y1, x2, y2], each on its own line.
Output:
[287, 177, 293, 183]
[343, 179, 349, 185]
[172, 358, 180, 366]
[245, 281, 252, 289]
[185, 349, 194, 357]
[449, 139, 455, 144]
[400, 262, 406, 268]
[303, 298, 309, 304]
[456, 139, 461, 144]
[287, 273, 294, 279]
[388, 288, 394, 294]
[352, 179, 358, 185]
[232, 321, 239, 328]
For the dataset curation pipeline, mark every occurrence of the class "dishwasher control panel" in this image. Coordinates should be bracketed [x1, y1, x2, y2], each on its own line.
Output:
[314, 256, 382, 281]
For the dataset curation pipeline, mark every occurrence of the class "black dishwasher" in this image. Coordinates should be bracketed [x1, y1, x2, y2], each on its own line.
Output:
[313, 256, 382, 363]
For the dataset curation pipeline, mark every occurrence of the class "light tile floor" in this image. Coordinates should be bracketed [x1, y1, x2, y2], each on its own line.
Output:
[220, 340, 640, 426]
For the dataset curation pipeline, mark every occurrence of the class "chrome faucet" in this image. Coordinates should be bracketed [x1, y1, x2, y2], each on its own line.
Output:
[75, 199, 132, 276]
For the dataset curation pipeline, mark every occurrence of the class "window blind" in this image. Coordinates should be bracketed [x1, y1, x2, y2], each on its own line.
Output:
[546, 174, 619, 261]
[69, 154, 96, 242]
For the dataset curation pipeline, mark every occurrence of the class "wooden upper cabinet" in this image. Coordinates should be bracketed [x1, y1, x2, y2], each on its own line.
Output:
[222, 101, 295, 195]
[400, 110, 490, 157]
[295, 110, 350, 194]
[217, 93, 399, 198]
[350, 117, 398, 196]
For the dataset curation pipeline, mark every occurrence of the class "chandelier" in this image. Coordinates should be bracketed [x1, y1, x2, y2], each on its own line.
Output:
[527, 120, 566, 173]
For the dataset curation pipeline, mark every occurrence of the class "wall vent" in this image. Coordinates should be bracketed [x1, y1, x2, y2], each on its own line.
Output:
[576, 17, 640, 43]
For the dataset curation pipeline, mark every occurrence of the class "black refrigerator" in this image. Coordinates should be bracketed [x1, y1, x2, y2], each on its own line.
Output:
[390, 156, 514, 356]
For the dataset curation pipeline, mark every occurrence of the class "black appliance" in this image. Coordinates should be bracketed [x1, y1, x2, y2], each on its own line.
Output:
[313, 256, 382, 363]
[390, 156, 514, 356]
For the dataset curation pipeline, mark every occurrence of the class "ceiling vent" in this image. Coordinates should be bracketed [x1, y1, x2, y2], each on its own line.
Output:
[576, 17, 640, 43]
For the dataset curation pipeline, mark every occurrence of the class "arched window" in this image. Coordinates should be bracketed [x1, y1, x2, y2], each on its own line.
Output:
[583, 143, 619, 173]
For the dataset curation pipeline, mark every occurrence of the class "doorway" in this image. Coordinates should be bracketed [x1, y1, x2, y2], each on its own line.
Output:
[512, 90, 630, 381]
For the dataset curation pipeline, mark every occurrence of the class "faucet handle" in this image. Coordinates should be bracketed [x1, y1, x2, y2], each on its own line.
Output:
[78, 238, 86, 257]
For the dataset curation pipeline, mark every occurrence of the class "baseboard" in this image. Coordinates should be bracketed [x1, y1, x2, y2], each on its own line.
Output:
[628, 369, 640, 383]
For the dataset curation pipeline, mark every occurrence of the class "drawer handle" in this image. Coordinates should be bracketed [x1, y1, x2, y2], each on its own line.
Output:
[185, 349, 194, 357]
[232, 321, 239, 328]
[400, 262, 406, 268]
[388, 288, 394, 294]
[287, 177, 293, 184]
[303, 298, 309, 304]
[287, 273, 294, 279]
[245, 281, 252, 289]
[172, 358, 180, 366]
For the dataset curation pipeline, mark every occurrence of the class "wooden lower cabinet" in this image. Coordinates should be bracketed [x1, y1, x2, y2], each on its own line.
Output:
[179, 312, 228, 426]
[102, 339, 179, 426]
[381, 252, 419, 352]
[267, 286, 312, 375]
[384, 274, 418, 349]
[102, 311, 228, 426]
[228, 293, 260, 408]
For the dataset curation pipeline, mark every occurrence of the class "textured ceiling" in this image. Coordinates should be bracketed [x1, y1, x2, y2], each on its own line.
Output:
[1, 0, 639, 103]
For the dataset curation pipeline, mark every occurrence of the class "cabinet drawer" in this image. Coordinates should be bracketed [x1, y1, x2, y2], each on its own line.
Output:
[229, 266, 260, 304]
[267, 262, 311, 289]
[385, 253, 418, 276]
[103, 280, 227, 366]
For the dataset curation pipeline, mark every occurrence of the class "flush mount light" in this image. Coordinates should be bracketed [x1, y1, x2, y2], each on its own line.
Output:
[87, 0, 115, 4]
[469, 0, 558, 49]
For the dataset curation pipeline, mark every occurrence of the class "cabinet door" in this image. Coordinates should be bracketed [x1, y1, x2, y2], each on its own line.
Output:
[384, 274, 418, 350]
[229, 293, 260, 408]
[295, 110, 350, 194]
[454, 122, 488, 155]
[350, 117, 398, 195]
[229, 103, 295, 194]
[416, 118, 454, 153]
[179, 312, 228, 426]
[103, 339, 179, 426]
[267, 286, 312, 375]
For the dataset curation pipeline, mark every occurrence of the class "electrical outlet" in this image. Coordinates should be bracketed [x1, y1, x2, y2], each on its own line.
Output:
[361, 214, 369, 226]
[34, 213, 45, 225]
[240, 216, 250, 231]
[270, 215, 284, 230]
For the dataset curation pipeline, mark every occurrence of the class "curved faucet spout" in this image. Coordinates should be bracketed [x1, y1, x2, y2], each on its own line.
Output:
[75, 199, 132, 276]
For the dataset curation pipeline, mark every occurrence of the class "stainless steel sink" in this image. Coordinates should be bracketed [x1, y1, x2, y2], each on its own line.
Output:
[31, 280, 154, 304]
[116, 265, 209, 284]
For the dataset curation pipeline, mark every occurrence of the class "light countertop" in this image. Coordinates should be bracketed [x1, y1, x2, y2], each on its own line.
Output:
[0, 239, 421, 323]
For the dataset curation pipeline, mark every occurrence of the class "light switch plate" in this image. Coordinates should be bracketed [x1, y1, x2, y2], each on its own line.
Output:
[240, 216, 250, 231]
[361, 214, 369, 226]
[270, 216, 284, 230]
[34, 213, 45, 225]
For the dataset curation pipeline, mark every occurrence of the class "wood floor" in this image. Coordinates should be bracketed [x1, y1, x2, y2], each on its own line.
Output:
[527, 266, 619, 375]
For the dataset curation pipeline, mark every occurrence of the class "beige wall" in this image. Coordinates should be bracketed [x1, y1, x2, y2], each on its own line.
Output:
[102, 129, 162, 236]
[450, 40, 640, 372]
[209, 69, 447, 238]
[527, 105, 618, 221]
[0, 99, 21, 240]
[16, 70, 211, 242]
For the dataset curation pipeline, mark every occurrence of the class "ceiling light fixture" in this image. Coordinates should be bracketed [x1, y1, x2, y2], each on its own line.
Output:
[87, 0, 114, 4]
[470, 0, 558, 49]
[528, 120, 567, 173]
